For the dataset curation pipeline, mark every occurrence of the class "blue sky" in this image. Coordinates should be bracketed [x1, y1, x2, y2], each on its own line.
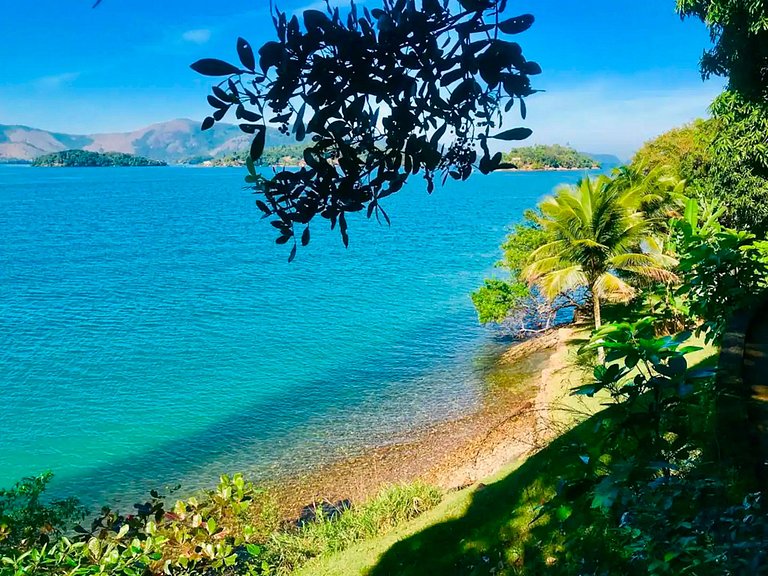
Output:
[0, 0, 722, 157]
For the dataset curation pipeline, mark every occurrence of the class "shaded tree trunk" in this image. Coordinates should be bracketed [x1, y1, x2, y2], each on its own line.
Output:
[593, 293, 605, 363]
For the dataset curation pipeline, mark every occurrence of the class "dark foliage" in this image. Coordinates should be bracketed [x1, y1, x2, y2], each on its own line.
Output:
[193, 0, 540, 257]
[677, 0, 768, 100]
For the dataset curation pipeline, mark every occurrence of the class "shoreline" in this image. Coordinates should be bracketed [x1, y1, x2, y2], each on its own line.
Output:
[269, 327, 583, 517]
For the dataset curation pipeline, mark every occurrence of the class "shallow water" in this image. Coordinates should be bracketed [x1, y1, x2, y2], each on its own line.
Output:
[0, 165, 589, 507]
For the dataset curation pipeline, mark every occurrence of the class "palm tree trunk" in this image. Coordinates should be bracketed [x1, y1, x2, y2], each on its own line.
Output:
[593, 294, 605, 363]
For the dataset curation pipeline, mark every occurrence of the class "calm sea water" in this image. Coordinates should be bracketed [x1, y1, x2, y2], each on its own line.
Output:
[0, 166, 587, 506]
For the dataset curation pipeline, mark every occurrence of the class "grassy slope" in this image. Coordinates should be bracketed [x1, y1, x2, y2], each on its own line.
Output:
[295, 334, 716, 576]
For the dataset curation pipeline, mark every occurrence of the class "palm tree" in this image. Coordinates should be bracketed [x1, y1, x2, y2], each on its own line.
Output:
[610, 164, 687, 249]
[522, 176, 677, 360]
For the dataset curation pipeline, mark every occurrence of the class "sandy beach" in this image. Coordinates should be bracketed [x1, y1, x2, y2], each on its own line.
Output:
[271, 327, 586, 517]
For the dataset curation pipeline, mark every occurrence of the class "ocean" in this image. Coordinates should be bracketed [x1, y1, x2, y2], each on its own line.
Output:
[0, 165, 588, 507]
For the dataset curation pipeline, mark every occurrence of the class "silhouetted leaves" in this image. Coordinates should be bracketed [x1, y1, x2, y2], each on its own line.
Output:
[201, 117, 215, 131]
[193, 0, 539, 258]
[258, 42, 284, 74]
[250, 127, 266, 161]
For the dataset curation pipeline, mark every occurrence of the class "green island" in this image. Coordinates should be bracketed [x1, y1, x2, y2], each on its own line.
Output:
[502, 144, 602, 170]
[5, 0, 768, 575]
[32, 150, 167, 167]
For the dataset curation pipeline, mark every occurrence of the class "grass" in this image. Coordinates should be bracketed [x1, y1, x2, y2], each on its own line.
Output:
[263, 482, 442, 574]
[300, 417, 597, 576]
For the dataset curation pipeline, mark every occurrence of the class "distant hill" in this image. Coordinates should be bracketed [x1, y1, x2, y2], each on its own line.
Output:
[32, 150, 166, 167]
[585, 153, 623, 168]
[0, 119, 292, 164]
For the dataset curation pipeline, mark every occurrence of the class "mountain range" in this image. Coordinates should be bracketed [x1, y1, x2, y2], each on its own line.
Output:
[0, 119, 291, 164]
[0, 118, 622, 167]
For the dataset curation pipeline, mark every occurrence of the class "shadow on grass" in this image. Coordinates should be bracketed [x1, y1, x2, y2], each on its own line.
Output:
[366, 410, 609, 576]
[367, 349, 724, 576]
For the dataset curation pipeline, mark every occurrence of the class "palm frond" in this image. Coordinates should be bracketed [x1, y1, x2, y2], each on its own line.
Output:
[593, 273, 636, 302]
[620, 266, 680, 284]
[522, 255, 576, 281]
[609, 252, 678, 269]
[538, 266, 588, 300]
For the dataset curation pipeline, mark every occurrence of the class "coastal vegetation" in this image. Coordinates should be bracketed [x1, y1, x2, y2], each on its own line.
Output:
[502, 144, 600, 170]
[32, 150, 166, 168]
[472, 168, 681, 342]
[0, 473, 441, 575]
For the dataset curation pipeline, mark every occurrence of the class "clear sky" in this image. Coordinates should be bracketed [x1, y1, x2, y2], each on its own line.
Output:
[0, 0, 722, 158]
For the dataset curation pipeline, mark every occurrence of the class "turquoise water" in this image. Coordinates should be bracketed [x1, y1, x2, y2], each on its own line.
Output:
[0, 166, 587, 506]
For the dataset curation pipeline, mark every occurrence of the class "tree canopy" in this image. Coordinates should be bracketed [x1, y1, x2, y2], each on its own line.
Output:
[676, 0, 768, 99]
[193, 0, 541, 258]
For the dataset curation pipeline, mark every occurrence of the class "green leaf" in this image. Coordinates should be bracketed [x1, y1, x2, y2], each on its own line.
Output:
[246, 543, 261, 557]
[556, 504, 572, 521]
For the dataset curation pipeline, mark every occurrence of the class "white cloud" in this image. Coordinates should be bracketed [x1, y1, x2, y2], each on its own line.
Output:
[499, 74, 725, 160]
[182, 29, 212, 44]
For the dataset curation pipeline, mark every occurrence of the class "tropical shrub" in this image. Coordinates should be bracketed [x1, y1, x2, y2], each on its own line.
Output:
[0, 473, 81, 554]
[1, 474, 273, 575]
[631, 99, 768, 236]
[471, 212, 580, 336]
[674, 199, 768, 342]
[631, 119, 717, 199]
[676, 0, 768, 100]
[536, 317, 768, 574]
